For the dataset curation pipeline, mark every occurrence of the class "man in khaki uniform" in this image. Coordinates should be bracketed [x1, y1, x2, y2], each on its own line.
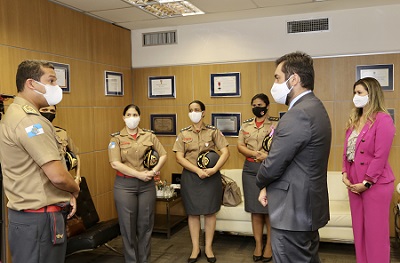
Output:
[0, 60, 80, 263]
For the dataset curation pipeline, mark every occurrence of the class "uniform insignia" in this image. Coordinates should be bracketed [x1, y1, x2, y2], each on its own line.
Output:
[142, 128, 154, 133]
[120, 141, 130, 145]
[206, 124, 216, 130]
[180, 126, 191, 132]
[25, 123, 44, 138]
[183, 137, 193, 143]
[243, 118, 254, 123]
[22, 105, 37, 114]
[110, 132, 120, 137]
[56, 234, 64, 239]
[268, 116, 279, 121]
[108, 142, 116, 149]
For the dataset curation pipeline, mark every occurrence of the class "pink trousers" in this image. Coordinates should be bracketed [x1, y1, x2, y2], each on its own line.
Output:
[348, 182, 393, 263]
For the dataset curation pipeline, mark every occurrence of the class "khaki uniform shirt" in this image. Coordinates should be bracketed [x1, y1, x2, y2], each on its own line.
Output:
[108, 127, 167, 171]
[238, 117, 279, 152]
[54, 126, 79, 155]
[0, 97, 71, 210]
[173, 124, 229, 165]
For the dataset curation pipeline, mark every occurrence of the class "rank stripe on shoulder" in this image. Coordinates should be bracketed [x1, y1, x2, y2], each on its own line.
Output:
[180, 126, 191, 132]
[206, 124, 216, 130]
[243, 118, 254, 123]
[142, 128, 154, 133]
[22, 105, 38, 114]
[268, 116, 279, 121]
[110, 131, 120, 137]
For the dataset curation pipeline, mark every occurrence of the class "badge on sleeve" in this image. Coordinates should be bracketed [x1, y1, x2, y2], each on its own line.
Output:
[25, 124, 44, 138]
[108, 142, 116, 149]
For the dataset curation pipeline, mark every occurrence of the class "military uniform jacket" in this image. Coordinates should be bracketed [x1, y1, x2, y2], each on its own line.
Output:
[54, 126, 79, 155]
[108, 127, 167, 171]
[0, 97, 71, 210]
[172, 123, 229, 165]
[238, 117, 279, 152]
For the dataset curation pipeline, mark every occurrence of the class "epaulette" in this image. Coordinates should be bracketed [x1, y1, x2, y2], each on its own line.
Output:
[243, 118, 254, 123]
[110, 131, 120, 137]
[54, 126, 66, 131]
[22, 105, 38, 114]
[268, 116, 279, 121]
[142, 128, 154, 134]
[206, 124, 216, 130]
[180, 126, 192, 132]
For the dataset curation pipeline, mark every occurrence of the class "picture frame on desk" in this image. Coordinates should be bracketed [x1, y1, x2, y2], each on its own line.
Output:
[211, 113, 241, 137]
[51, 62, 70, 93]
[356, 64, 394, 91]
[105, 71, 124, 96]
[148, 76, 176, 99]
[150, 114, 177, 136]
[210, 72, 241, 97]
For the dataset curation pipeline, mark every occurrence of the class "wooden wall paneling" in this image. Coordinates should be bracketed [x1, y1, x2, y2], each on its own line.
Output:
[95, 151, 115, 195]
[0, 47, 17, 96]
[94, 107, 124, 151]
[313, 58, 336, 101]
[95, 191, 118, 221]
[78, 152, 97, 193]
[133, 68, 162, 103]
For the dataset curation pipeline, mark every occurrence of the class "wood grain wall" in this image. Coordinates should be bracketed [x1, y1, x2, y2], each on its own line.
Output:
[0, 0, 132, 236]
[133, 54, 399, 235]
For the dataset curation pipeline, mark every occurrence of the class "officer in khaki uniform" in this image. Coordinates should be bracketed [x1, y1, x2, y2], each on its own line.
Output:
[237, 93, 278, 262]
[0, 60, 79, 263]
[173, 100, 229, 263]
[108, 104, 167, 263]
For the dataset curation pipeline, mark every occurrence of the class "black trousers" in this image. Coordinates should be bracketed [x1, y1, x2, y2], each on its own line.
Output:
[271, 227, 321, 263]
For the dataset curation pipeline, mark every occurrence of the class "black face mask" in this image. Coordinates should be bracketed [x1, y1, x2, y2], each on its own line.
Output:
[252, 107, 268, 118]
[40, 112, 56, 123]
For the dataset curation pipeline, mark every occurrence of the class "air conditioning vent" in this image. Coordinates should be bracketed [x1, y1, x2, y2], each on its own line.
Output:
[143, 30, 177, 46]
[287, 18, 329, 34]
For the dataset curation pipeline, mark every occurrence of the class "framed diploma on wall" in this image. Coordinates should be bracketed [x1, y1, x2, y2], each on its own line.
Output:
[51, 62, 70, 93]
[356, 64, 394, 91]
[148, 76, 176, 98]
[211, 113, 241, 137]
[105, 71, 124, 96]
[150, 114, 177, 136]
[210, 72, 241, 97]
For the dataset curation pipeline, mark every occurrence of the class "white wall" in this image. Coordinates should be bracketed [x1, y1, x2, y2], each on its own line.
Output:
[131, 4, 400, 68]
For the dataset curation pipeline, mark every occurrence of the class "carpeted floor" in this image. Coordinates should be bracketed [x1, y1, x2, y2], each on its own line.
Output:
[65, 223, 400, 263]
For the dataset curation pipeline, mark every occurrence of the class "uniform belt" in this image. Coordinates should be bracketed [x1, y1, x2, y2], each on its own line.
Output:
[116, 171, 131, 178]
[246, 157, 259, 163]
[24, 205, 63, 213]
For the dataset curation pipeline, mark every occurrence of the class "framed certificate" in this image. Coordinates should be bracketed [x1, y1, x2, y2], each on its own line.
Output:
[388, 108, 395, 124]
[356, 64, 394, 91]
[148, 76, 176, 98]
[150, 114, 177, 136]
[105, 71, 124, 96]
[210, 72, 241, 97]
[51, 62, 70, 93]
[211, 113, 241, 137]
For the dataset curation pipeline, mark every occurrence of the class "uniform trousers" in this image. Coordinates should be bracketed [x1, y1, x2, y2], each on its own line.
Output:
[114, 176, 156, 263]
[8, 208, 67, 263]
[348, 182, 393, 263]
[271, 227, 321, 263]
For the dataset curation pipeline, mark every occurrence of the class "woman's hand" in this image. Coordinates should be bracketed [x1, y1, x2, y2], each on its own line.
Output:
[349, 183, 368, 195]
[138, 170, 155, 182]
[204, 167, 217, 177]
[197, 168, 209, 179]
[342, 172, 351, 188]
[255, 151, 267, 162]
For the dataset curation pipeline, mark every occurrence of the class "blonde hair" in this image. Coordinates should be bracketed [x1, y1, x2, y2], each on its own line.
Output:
[346, 77, 388, 129]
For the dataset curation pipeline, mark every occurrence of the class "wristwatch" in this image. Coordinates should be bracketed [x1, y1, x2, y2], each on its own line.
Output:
[363, 180, 372, 189]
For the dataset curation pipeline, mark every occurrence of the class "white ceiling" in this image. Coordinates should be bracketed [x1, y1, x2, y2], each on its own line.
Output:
[49, 0, 400, 30]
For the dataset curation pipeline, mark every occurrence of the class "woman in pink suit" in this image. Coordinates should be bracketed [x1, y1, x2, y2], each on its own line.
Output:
[342, 77, 395, 263]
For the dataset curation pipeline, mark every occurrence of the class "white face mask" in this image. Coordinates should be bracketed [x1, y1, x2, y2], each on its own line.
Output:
[34, 81, 63, 106]
[270, 75, 293, 105]
[188, 111, 202, 123]
[353, 94, 369, 108]
[124, 116, 140, 129]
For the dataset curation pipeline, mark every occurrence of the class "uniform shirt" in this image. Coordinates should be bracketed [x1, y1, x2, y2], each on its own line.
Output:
[54, 126, 80, 155]
[108, 127, 167, 171]
[0, 97, 71, 210]
[172, 123, 229, 165]
[238, 117, 279, 152]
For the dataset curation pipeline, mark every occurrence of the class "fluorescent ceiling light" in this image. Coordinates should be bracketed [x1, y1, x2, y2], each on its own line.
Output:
[122, 0, 204, 18]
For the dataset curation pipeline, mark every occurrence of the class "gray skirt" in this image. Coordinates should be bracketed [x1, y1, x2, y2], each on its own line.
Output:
[242, 160, 269, 214]
[180, 169, 222, 215]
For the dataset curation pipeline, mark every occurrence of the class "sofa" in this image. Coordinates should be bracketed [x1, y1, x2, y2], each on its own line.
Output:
[201, 169, 354, 243]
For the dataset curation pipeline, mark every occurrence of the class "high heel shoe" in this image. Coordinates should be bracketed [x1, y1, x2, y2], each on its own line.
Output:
[187, 250, 201, 263]
[205, 253, 217, 263]
[261, 256, 272, 262]
[253, 255, 262, 262]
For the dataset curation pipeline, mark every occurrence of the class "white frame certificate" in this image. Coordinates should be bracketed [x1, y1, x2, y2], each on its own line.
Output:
[148, 76, 176, 99]
[356, 64, 394, 91]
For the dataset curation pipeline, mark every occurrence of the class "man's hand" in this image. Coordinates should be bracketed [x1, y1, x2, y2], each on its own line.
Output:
[258, 187, 268, 207]
[67, 194, 77, 219]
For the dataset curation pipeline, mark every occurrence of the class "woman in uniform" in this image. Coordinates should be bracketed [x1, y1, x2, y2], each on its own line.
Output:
[108, 104, 167, 263]
[237, 94, 277, 262]
[173, 100, 229, 263]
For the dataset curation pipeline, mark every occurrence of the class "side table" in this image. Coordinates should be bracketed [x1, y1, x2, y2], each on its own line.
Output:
[153, 194, 186, 238]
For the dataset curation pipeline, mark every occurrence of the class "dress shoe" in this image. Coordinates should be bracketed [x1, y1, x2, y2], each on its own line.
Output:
[205, 253, 217, 263]
[187, 250, 201, 263]
[253, 255, 263, 262]
[261, 256, 272, 262]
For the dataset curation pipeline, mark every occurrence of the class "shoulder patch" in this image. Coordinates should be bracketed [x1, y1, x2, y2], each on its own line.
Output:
[110, 131, 120, 137]
[142, 128, 154, 134]
[268, 116, 280, 121]
[206, 124, 216, 130]
[22, 105, 38, 114]
[180, 126, 192, 132]
[243, 118, 254, 123]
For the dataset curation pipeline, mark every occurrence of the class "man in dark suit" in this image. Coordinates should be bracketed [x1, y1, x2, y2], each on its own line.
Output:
[256, 51, 332, 263]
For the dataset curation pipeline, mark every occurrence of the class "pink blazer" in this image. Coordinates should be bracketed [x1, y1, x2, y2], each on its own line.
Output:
[342, 112, 395, 184]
